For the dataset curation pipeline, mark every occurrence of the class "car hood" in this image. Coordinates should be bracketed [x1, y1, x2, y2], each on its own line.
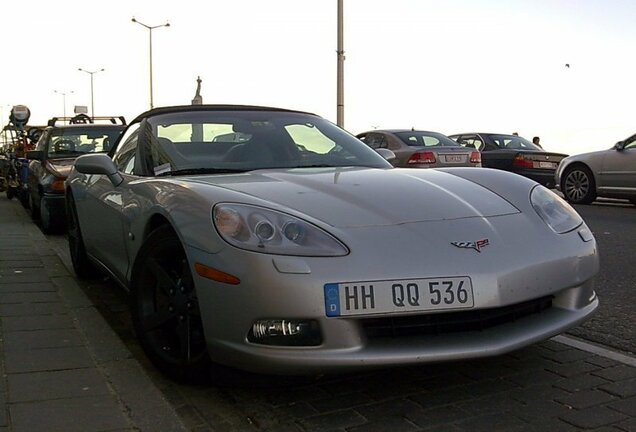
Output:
[190, 168, 520, 228]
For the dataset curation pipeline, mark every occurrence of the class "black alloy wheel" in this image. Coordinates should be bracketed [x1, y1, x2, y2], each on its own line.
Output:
[562, 166, 596, 204]
[131, 226, 209, 381]
[66, 193, 97, 279]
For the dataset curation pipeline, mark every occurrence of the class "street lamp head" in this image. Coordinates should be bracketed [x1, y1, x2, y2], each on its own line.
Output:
[165, 22, 171, 27]
[131, 17, 137, 23]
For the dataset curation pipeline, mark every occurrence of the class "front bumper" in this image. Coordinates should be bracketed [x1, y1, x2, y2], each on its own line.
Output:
[184, 215, 599, 375]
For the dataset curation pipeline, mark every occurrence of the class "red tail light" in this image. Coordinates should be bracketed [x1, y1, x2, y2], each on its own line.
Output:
[469, 151, 481, 164]
[408, 151, 436, 164]
[512, 155, 533, 169]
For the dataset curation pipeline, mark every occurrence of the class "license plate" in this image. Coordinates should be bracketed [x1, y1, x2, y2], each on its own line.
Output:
[444, 154, 465, 163]
[537, 161, 556, 169]
[324, 277, 474, 317]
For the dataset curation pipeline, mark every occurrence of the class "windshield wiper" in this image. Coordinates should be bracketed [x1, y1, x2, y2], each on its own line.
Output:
[156, 168, 249, 177]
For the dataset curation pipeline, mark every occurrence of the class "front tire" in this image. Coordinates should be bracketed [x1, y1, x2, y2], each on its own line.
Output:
[131, 226, 210, 382]
[561, 165, 596, 204]
[66, 193, 98, 279]
[39, 197, 55, 234]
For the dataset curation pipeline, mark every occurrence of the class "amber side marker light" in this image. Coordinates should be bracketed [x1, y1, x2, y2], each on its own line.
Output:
[195, 263, 240, 285]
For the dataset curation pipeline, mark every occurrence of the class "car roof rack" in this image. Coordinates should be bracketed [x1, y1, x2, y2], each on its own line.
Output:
[47, 114, 126, 127]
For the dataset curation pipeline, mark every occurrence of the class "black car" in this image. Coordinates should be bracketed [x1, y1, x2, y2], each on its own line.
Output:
[26, 114, 125, 233]
[448, 133, 567, 188]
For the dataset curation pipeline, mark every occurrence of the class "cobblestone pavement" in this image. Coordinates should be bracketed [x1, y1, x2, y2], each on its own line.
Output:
[5, 196, 636, 432]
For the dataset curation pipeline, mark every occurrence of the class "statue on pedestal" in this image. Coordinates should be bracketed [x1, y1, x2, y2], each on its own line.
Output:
[192, 76, 203, 105]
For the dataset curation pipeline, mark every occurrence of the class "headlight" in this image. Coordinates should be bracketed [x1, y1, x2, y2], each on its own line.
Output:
[213, 203, 349, 256]
[530, 185, 583, 234]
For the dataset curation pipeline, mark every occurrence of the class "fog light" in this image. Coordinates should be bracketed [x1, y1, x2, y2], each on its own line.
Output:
[248, 319, 321, 346]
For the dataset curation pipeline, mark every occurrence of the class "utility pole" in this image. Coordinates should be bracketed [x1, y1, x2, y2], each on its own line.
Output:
[336, 0, 345, 128]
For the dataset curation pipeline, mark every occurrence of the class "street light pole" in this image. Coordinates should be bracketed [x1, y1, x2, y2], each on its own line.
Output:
[336, 0, 345, 128]
[132, 17, 170, 110]
[54, 90, 74, 124]
[78, 68, 104, 119]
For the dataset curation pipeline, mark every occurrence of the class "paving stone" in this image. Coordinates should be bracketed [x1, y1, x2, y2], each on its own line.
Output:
[599, 378, 636, 398]
[0, 302, 66, 317]
[300, 410, 367, 431]
[275, 401, 319, 418]
[348, 417, 419, 432]
[556, 389, 617, 409]
[560, 405, 628, 429]
[3, 328, 84, 350]
[0, 260, 43, 269]
[0, 282, 56, 293]
[8, 368, 111, 402]
[407, 404, 472, 428]
[4, 346, 93, 373]
[354, 398, 424, 422]
[506, 369, 562, 387]
[555, 373, 611, 392]
[454, 412, 526, 432]
[586, 355, 620, 368]
[1, 314, 74, 332]
[10, 395, 130, 432]
[547, 360, 601, 378]
[0, 273, 51, 284]
[607, 396, 636, 417]
[615, 417, 636, 432]
[410, 386, 473, 409]
[308, 391, 374, 413]
[549, 349, 594, 364]
[543, 339, 579, 352]
[0, 291, 59, 304]
[512, 399, 576, 422]
[593, 365, 636, 382]
[454, 391, 524, 416]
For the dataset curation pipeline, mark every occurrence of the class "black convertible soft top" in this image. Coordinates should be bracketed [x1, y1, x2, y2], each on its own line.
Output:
[131, 104, 317, 124]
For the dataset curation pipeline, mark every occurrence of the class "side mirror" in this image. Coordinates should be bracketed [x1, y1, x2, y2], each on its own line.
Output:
[74, 153, 123, 186]
[375, 148, 396, 162]
[615, 141, 625, 151]
[26, 150, 44, 161]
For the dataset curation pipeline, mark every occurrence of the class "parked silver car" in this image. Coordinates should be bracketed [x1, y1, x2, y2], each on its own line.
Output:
[66, 105, 598, 380]
[357, 129, 481, 168]
[556, 133, 636, 205]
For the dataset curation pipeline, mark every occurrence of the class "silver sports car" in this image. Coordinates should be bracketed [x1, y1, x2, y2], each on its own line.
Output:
[66, 105, 599, 380]
[556, 132, 636, 205]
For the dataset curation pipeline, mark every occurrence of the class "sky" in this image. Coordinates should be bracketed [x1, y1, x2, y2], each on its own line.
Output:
[1, 0, 635, 156]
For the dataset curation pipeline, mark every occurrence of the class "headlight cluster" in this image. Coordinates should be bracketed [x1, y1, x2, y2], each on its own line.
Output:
[530, 185, 583, 234]
[213, 203, 348, 256]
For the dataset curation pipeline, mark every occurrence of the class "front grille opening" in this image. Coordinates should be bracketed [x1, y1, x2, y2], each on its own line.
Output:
[361, 295, 553, 338]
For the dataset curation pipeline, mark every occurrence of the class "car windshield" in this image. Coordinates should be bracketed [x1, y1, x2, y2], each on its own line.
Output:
[144, 110, 392, 175]
[48, 126, 125, 158]
[489, 134, 543, 151]
[395, 131, 460, 147]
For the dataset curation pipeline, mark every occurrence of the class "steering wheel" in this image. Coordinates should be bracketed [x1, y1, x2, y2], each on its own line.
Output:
[54, 139, 76, 152]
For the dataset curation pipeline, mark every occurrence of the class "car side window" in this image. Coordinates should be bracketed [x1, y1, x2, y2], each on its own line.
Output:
[112, 123, 140, 175]
[365, 133, 388, 149]
[458, 135, 484, 151]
